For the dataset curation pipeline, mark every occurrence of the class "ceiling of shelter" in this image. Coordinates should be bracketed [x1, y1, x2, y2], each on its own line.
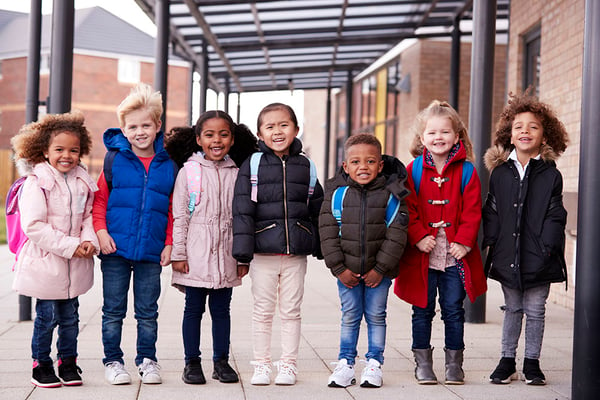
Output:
[134, 0, 509, 93]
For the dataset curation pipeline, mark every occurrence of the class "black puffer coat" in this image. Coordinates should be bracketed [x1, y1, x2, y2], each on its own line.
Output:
[232, 138, 324, 264]
[482, 145, 567, 291]
[319, 155, 410, 279]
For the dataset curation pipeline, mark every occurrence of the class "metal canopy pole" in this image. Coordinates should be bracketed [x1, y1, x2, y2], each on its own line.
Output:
[224, 76, 230, 113]
[199, 40, 209, 114]
[48, 0, 74, 114]
[449, 15, 461, 110]
[19, 0, 44, 322]
[154, 0, 169, 128]
[324, 87, 332, 181]
[465, 0, 496, 323]
[572, 1, 600, 398]
[345, 70, 353, 139]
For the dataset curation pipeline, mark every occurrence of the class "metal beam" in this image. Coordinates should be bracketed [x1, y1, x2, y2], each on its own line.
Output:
[572, 1, 600, 398]
[466, 0, 496, 323]
[48, 0, 74, 114]
[199, 40, 209, 114]
[154, 0, 169, 128]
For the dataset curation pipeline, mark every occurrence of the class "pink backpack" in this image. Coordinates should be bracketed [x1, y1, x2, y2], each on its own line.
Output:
[5, 177, 28, 268]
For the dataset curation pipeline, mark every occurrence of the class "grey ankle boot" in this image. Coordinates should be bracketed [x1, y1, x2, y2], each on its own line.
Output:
[444, 348, 464, 385]
[412, 348, 437, 384]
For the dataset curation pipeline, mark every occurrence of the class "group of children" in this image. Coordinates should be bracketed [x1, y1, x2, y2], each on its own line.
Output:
[9, 82, 569, 390]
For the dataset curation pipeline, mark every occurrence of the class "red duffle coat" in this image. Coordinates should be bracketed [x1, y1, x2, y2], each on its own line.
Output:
[394, 143, 487, 308]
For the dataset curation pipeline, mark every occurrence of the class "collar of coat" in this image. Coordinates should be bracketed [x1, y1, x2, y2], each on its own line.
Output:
[483, 144, 560, 172]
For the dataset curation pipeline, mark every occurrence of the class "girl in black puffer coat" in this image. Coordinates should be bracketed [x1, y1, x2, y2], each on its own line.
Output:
[482, 91, 569, 386]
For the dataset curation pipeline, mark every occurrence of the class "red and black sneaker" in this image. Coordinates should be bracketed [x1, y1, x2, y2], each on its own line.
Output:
[58, 356, 83, 386]
[31, 360, 61, 388]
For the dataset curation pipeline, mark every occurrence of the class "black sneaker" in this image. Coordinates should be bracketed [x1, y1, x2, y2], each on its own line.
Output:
[182, 358, 206, 384]
[213, 359, 239, 383]
[489, 357, 517, 384]
[523, 358, 546, 385]
[31, 361, 61, 388]
[58, 356, 83, 386]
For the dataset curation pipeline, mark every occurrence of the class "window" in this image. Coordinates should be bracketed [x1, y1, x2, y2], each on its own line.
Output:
[118, 58, 141, 84]
[523, 25, 541, 97]
[40, 54, 50, 75]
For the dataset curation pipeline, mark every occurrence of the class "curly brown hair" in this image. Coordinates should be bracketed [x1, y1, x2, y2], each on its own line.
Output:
[409, 100, 475, 161]
[11, 111, 92, 165]
[344, 133, 382, 159]
[493, 91, 569, 155]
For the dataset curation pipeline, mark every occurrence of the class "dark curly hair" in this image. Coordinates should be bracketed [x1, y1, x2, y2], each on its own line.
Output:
[494, 90, 569, 155]
[165, 110, 258, 168]
[11, 110, 92, 165]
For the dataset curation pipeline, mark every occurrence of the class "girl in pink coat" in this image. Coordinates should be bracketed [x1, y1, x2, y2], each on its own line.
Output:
[10, 111, 99, 388]
[165, 110, 257, 385]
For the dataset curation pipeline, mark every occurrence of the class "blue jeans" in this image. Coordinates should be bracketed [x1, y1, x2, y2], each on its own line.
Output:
[412, 266, 466, 350]
[101, 256, 162, 366]
[31, 298, 80, 364]
[182, 286, 233, 363]
[501, 283, 550, 359]
[337, 277, 391, 365]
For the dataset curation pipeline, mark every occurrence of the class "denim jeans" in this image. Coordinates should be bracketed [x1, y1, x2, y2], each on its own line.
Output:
[412, 266, 466, 350]
[501, 283, 550, 359]
[337, 277, 392, 365]
[101, 256, 162, 366]
[31, 298, 80, 363]
[182, 286, 233, 363]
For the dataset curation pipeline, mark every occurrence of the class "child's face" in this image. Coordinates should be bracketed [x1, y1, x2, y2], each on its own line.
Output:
[45, 131, 81, 174]
[257, 109, 299, 157]
[420, 115, 459, 161]
[197, 117, 234, 161]
[511, 112, 544, 157]
[122, 108, 161, 157]
[343, 143, 383, 185]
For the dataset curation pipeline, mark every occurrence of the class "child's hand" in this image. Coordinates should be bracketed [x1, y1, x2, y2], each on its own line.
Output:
[337, 268, 361, 288]
[73, 244, 90, 258]
[172, 260, 189, 274]
[237, 264, 249, 278]
[160, 245, 172, 267]
[97, 229, 117, 254]
[79, 241, 95, 258]
[416, 235, 436, 253]
[449, 242, 469, 260]
[362, 269, 383, 288]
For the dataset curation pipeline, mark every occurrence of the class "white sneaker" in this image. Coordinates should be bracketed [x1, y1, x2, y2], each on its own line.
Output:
[360, 359, 383, 387]
[138, 358, 162, 384]
[104, 361, 131, 385]
[328, 359, 356, 388]
[274, 361, 297, 385]
[250, 361, 272, 385]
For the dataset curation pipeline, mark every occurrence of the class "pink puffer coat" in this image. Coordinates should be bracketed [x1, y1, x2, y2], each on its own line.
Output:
[12, 162, 98, 300]
[171, 153, 240, 290]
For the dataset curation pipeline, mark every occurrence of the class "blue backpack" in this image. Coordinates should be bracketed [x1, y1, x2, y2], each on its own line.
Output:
[411, 155, 474, 194]
[249, 152, 317, 203]
[331, 186, 401, 236]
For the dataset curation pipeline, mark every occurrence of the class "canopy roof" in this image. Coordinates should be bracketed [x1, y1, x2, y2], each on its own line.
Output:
[134, 0, 509, 92]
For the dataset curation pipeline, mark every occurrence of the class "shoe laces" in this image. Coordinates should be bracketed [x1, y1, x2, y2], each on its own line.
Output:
[106, 361, 127, 374]
[140, 359, 160, 374]
[360, 359, 381, 374]
[331, 360, 353, 373]
[274, 361, 297, 376]
[250, 361, 272, 375]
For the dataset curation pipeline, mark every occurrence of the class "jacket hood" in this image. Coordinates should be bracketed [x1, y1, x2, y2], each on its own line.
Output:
[103, 127, 166, 154]
[257, 137, 303, 156]
[483, 144, 560, 171]
[32, 161, 97, 193]
[325, 154, 409, 200]
[187, 151, 237, 169]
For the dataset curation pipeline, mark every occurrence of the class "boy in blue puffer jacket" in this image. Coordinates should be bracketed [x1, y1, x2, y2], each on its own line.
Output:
[92, 83, 177, 386]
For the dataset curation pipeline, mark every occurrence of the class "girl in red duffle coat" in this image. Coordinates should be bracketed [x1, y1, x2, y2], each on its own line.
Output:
[394, 100, 486, 385]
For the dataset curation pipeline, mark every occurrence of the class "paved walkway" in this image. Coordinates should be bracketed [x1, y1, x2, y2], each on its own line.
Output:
[0, 244, 572, 399]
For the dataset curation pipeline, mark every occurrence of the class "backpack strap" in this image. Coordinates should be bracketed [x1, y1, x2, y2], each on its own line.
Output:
[331, 186, 349, 236]
[183, 160, 202, 215]
[461, 161, 474, 193]
[411, 155, 423, 195]
[103, 150, 118, 192]
[249, 152, 262, 202]
[303, 154, 318, 201]
[385, 193, 401, 227]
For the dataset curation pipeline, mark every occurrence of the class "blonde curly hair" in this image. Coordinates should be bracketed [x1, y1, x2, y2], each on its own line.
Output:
[408, 100, 475, 161]
[11, 110, 92, 165]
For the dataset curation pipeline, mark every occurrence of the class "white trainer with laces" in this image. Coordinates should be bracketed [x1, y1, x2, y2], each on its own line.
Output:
[250, 361, 272, 385]
[138, 358, 162, 384]
[328, 359, 356, 388]
[104, 361, 131, 385]
[274, 361, 297, 385]
[360, 358, 383, 388]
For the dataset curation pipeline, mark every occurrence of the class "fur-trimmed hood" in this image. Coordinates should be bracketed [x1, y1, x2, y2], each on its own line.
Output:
[483, 144, 560, 171]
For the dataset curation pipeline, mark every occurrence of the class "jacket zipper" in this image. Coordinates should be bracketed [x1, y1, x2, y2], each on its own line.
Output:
[135, 161, 149, 260]
[216, 165, 222, 284]
[360, 188, 366, 276]
[65, 173, 73, 298]
[256, 223, 276, 234]
[282, 159, 290, 254]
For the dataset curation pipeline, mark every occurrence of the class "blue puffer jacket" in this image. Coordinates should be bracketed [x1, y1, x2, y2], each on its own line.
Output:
[102, 128, 177, 263]
[232, 138, 324, 263]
